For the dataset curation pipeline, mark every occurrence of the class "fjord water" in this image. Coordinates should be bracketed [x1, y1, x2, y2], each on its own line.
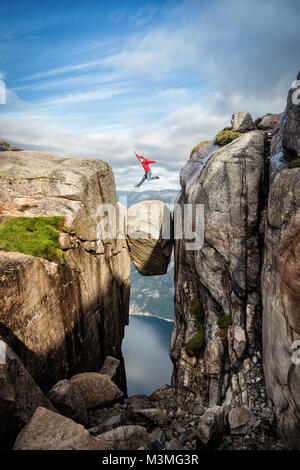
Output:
[122, 314, 174, 396]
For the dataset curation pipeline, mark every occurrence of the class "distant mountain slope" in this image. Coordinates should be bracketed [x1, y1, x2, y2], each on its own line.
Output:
[130, 258, 174, 322]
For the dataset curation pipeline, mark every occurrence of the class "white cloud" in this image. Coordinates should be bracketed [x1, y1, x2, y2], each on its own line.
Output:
[20, 59, 105, 81]
[0, 98, 226, 172]
[129, 6, 156, 28]
[12, 72, 122, 92]
[33, 84, 133, 108]
[1, 0, 299, 192]
[101, 0, 299, 112]
[103, 28, 195, 79]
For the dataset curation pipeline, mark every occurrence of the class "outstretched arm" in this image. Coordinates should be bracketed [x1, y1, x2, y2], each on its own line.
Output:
[147, 160, 158, 164]
[133, 150, 141, 161]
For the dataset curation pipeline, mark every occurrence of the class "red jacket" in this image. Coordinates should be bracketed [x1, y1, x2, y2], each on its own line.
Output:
[136, 153, 157, 172]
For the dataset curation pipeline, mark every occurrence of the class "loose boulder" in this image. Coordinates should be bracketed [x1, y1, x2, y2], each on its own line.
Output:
[99, 355, 121, 383]
[96, 425, 151, 450]
[70, 372, 123, 408]
[48, 379, 88, 426]
[231, 111, 255, 132]
[197, 405, 224, 447]
[13, 407, 111, 450]
[257, 113, 281, 132]
[228, 406, 257, 435]
[134, 408, 170, 427]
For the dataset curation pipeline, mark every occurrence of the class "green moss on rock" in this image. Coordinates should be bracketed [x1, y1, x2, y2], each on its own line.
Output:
[288, 158, 300, 169]
[190, 141, 210, 157]
[214, 128, 240, 146]
[0, 216, 65, 263]
[186, 298, 205, 354]
[217, 314, 231, 341]
[186, 331, 204, 351]
[190, 298, 204, 326]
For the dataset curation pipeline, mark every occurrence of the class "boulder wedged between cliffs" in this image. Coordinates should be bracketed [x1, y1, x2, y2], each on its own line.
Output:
[126, 200, 173, 276]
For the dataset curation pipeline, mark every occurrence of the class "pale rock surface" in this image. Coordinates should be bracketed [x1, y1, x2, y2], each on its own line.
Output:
[228, 406, 257, 435]
[96, 425, 151, 450]
[257, 113, 281, 132]
[197, 405, 224, 446]
[13, 407, 111, 450]
[231, 111, 255, 132]
[171, 131, 266, 406]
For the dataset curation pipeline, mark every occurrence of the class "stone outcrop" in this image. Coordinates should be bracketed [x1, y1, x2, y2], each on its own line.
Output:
[262, 74, 300, 448]
[257, 113, 281, 132]
[13, 407, 111, 450]
[48, 379, 88, 426]
[0, 140, 21, 151]
[231, 111, 255, 132]
[69, 372, 123, 408]
[127, 200, 173, 275]
[281, 71, 300, 158]
[0, 339, 55, 449]
[96, 425, 151, 450]
[0, 150, 130, 392]
[99, 355, 122, 383]
[227, 406, 257, 435]
[197, 405, 224, 447]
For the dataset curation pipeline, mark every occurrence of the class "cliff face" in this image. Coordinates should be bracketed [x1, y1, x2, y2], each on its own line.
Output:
[171, 131, 268, 405]
[171, 74, 300, 447]
[0, 151, 130, 391]
[262, 73, 300, 447]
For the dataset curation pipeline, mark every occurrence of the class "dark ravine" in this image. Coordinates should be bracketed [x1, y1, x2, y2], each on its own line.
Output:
[0, 72, 299, 450]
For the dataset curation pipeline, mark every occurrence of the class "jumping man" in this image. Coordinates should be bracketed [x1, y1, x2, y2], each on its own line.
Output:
[133, 151, 160, 188]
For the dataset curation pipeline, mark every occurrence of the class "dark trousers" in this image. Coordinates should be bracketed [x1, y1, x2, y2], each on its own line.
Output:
[135, 170, 159, 187]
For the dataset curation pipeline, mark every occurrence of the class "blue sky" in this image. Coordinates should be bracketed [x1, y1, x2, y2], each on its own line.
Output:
[0, 0, 299, 190]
